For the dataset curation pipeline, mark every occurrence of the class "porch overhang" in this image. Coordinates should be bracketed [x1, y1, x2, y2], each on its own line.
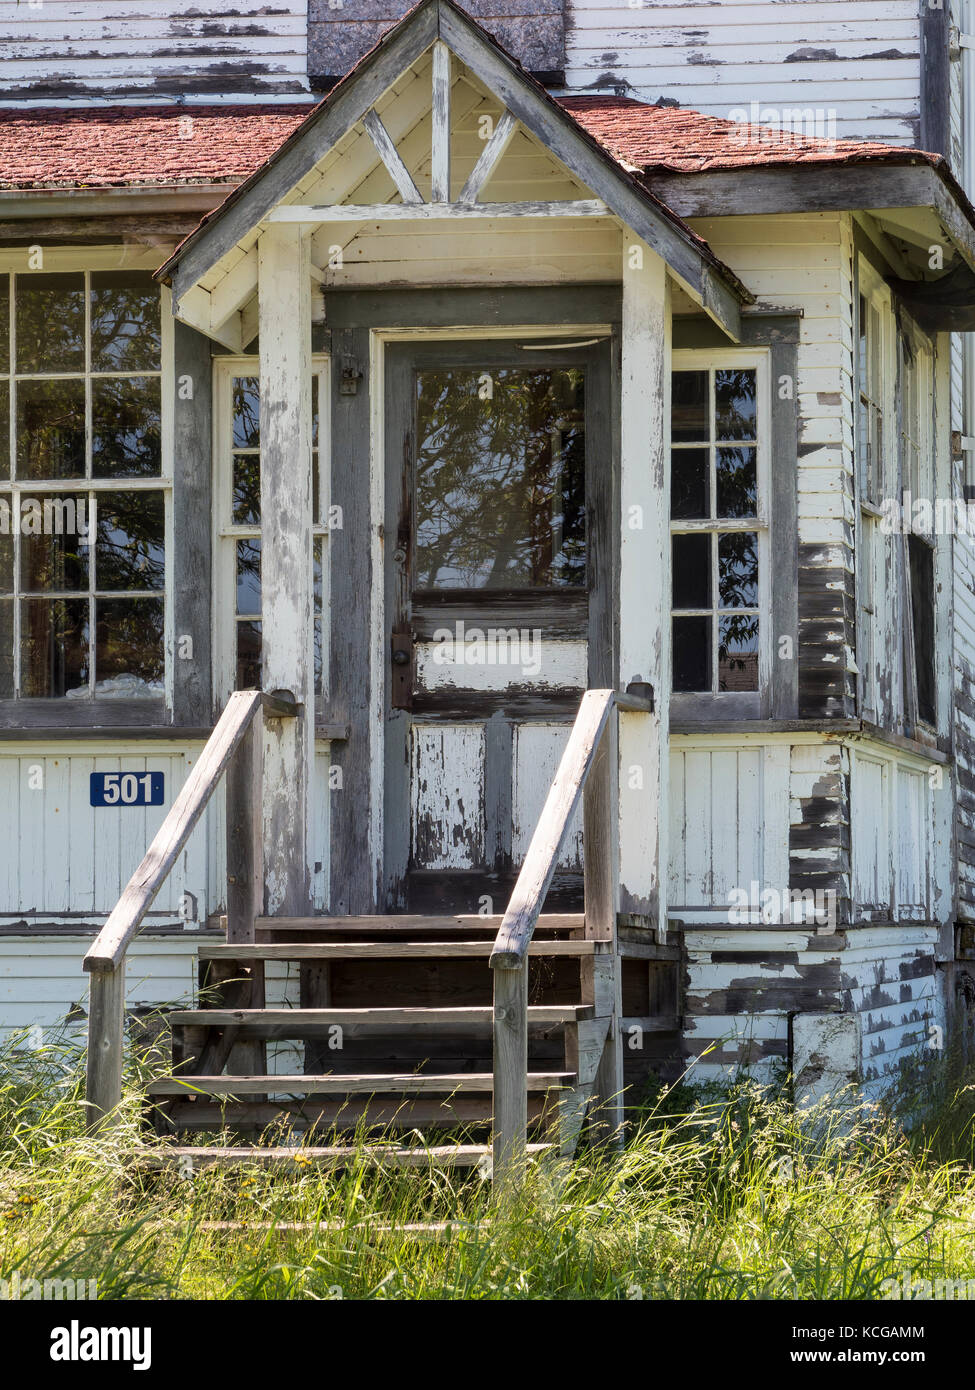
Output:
[644, 159, 975, 333]
[154, 0, 752, 344]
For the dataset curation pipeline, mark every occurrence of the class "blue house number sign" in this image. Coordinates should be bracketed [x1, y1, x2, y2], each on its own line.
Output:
[90, 772, 165, 807]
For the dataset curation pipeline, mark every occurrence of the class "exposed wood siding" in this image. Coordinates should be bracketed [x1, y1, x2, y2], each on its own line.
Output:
[682, 923, 941, 1092]
[564, 0, 921, 144]
[0, 1, 310, 103]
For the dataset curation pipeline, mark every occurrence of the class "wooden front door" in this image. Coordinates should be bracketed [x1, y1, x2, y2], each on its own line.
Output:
[383, 337, 614, 914]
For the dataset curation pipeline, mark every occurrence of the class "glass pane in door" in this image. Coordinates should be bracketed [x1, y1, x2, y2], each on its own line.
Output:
[413, 367, 586, 590]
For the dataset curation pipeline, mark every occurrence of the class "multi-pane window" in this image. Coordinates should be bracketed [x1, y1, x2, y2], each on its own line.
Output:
[670, 365, 762, 694]
[856, 274, 893, 723]
[217, 361, 329, 697]
[0, 271, 165, 699]
[900, 331, 936, 727]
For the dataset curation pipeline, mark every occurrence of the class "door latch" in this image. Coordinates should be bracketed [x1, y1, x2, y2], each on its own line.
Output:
[390, 631, 413, 710]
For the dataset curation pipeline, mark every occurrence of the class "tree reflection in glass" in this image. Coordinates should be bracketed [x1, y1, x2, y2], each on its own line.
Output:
[414, 368, 586, 590]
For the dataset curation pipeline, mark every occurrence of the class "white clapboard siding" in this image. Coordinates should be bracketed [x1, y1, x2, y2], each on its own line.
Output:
[511, 723, 584, 869]
[691, 214, 855, 552]
[0, 743, 332, 922]
[0, 745, 211, 922]
[565, 0, 921, 144]
[410, 724, 486, 870]
[668, 742, 790, 919]
[0, 934, 199, 1041]
[0, 0, 310, 103]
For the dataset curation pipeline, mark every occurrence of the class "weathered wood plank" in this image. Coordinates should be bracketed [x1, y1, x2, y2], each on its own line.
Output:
[148, 1069, 570, 1095]
[490, 689, 615, 968]
[168, 1005, 593, 1027]
[84, 965, 125, 1132]
[361, 108, 423, 204]
[258, 223, 314, 918]
[269, 199, 611, 222]
[200, 940, 605, 959]
[226, 703, 264, 942]
[492, 962, 528, 1186]
[431, 40, 451, 203]
[459, 109, 518, 203]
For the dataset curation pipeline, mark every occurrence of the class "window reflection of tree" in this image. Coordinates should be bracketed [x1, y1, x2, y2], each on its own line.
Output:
[414, 369, 586, 590]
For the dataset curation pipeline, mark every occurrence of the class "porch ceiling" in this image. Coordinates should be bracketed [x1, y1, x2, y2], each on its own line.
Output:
[155, 0, 752, 346]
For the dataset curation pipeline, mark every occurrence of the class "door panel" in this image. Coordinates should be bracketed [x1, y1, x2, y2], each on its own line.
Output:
[384, 337, 614, 913]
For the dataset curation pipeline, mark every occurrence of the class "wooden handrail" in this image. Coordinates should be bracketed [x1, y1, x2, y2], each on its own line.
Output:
[490, 689, 616, 971]
[83, 688, 297, 1129]
[490, 685, 653, 1185]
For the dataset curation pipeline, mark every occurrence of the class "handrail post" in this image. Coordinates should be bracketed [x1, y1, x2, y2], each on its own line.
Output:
[583, 703, 623, 1144]
[85, 962, 126, 1133]
[226, 700, 265, 943]
[492, 960, 528, 1190]
[81, 689, 290, 1131]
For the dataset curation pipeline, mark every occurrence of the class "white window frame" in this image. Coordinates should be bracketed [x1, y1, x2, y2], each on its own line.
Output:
[856, 259, 896, 725]
[212, 353, 331, 706]
[670, 348, 771, 712]
[0, 249, 173, 707]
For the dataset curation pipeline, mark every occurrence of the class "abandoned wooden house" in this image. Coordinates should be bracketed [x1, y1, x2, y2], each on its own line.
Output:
[1, 0, 975, 1166]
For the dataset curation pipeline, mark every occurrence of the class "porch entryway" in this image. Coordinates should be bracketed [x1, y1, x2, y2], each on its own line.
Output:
[80, 0, 745, 1181]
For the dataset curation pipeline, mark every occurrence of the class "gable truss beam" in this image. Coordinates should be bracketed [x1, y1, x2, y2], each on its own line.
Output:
[168, 3, 439, 306]
[460, 110, 518, 204]
[269, 199, 609, 222]
[438, 3, 743, 340]
[362, 109, 423, 204]
[431, 40, 451, 202]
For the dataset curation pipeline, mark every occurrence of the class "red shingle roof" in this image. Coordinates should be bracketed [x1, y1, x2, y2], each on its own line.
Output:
[0, 95, 943, 193]
[0, 104, 314, 189]
[558, 96, 942, 175]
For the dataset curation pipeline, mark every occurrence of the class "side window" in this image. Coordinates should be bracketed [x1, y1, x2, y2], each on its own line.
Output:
[670, 362, 764, 700]
[0, 270, 166, 701]
[900, 330, 936, 728]
[856, 270, 894, 724]
[216, 359, 329, 701]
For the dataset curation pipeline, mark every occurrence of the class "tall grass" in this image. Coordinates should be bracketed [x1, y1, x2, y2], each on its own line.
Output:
[3, 1025, 975, 1299]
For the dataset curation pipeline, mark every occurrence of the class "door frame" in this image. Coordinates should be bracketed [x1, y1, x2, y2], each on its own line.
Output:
[380, 331, 618, 910]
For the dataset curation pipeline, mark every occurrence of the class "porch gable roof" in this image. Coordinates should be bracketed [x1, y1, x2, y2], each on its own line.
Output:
[154, 0, 753, 340]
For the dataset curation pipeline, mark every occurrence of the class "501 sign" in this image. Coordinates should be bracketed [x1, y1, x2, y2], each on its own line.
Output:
[90, 772, 165, 807]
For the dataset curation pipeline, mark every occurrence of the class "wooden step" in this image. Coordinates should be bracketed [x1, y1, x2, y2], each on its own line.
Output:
[154, 1095, 550, 1130]
[167, 1005, 593, 1031]
[129, 1143, 551, 1170]
[198, 940, 607, 961]
[147, 1071, 573, 1096]
[255, 914, 584, 934]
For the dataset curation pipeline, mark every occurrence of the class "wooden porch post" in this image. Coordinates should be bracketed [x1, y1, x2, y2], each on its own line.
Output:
[258, 223, 314, 916]
[619, 239, 671, 931]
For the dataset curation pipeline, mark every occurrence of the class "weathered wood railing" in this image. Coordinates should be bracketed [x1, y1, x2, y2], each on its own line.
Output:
[489, 685, 654, 1185]
[82, 689, 298, 1130]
